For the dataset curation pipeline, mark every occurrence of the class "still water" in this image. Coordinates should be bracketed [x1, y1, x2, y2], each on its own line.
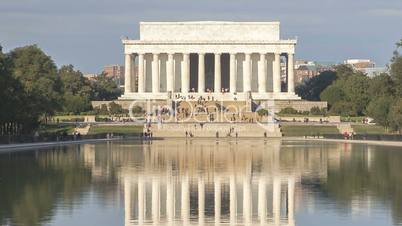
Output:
[0, 139, 402, 226]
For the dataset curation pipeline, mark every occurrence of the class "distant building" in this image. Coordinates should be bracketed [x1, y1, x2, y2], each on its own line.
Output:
[344, 59, 375, 71]
[103, 64, 139, 89]
[294, 60, 335, 84]
[103, 64, 125, 87]
[344, 59, 386, 77]
[83, 73, 97, 81]
[360, 67, 388, 78]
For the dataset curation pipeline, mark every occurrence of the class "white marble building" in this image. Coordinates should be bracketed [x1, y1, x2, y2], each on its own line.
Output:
[120, 21, 301, 101]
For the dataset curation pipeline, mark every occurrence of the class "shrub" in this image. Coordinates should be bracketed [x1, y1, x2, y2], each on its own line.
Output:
[279, 107, 298, 115]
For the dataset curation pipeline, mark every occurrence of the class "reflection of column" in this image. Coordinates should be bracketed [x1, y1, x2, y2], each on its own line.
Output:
[243, 174, 252, 225]
[124, 177, 131, 226]
[214, 177, 221, 224]
[152, 178, 160, 223]
[138, 176, 145, 225]
[166, 174, 174, 224]
[288, 177, 295, 226]
[258, 177, 267, 224]
[181, 175, 190, 225]
[198, 178, 205, 225]
[273, 177, 281, 226]
[230, 174, 237, 224]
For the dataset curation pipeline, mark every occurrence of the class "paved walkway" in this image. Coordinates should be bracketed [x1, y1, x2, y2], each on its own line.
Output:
[286, 137, 402, 147]
[0, 138, 122, 152]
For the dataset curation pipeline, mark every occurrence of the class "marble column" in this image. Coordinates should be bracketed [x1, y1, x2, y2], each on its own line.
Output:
[152, 53, 160, 93]
[214, 177, 221, 224]
[288, 177, 295, 226]
[243, 53, 252, 93]
[138, 176, 145, 224]
[182, 53, 190, 93]
[124, 54, 132, 94]
[287, 53, 295, 93]
[214, 53, 221, 93]
[258, 53, 267, 93]
[198, 53, 205, 93]
[230, 53, 237, 93]
[167, 53, 175, 93]
[273, 176, 281, 226]
[273, 52, 281, 93]
[198, 178, 205, 225]
[138, 53, 145, 93]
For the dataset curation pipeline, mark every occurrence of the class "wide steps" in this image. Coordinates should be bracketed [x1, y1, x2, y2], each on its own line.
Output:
[151, 123, 282, 138]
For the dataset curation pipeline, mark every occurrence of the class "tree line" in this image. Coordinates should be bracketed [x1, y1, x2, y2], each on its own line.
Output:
[0, 44, 121, 134]
[296, 39, 402, 132]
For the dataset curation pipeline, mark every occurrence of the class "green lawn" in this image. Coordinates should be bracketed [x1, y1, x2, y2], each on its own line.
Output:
[38, 124, 75, 135]
[281, 125, 339, 137]
[352, 125, 388, 134]
[88, 125, 143, 135]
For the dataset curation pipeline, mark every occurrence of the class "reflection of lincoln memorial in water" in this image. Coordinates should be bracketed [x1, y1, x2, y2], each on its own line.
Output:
[113, 139, 332, 226]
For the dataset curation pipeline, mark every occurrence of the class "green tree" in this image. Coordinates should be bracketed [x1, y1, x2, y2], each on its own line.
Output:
[332, 64, 358, 79]
[329, 101, 357, 116]
[8, 45, 62, 120]
[296, 71, 337, 101]
[108, 102, 124, 115]
[59, 65, 91, 96]
[390, 55, 402, 97]
[342, 74, 371, 115]
[0, 45, 39, 132]
[389, 98, 402, 133]
[63, 93, 91, 115]
[320, 82, 347, 106]
[366, 96, 393, 129]
[368, 74, 395, 98]
[58, 65, 92, 113]
[321, 68, 370, 116]
[91, 73, 122, 101]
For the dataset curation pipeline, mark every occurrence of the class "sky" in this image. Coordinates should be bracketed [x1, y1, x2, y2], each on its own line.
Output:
[1, 0, 402, 73]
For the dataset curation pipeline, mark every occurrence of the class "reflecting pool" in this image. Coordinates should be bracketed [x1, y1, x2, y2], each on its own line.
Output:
[1, 139, 402, 226]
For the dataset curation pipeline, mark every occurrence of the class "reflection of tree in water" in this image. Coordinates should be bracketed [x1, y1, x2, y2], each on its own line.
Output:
[0, 146, 93, 226]
[316, 144, 402, 225]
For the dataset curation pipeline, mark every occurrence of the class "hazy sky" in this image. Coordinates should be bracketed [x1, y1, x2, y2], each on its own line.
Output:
[1, 0, 402, 73]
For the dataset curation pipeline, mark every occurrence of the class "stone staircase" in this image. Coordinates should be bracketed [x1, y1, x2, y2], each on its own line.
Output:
[337, 123, 354, 134]
[74, 124, 91, 135]
[150, 122, 282, 138]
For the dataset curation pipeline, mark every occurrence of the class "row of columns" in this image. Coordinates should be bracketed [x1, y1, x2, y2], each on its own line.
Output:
[125, 175, 295, 225]
[124, 52, 295, 95]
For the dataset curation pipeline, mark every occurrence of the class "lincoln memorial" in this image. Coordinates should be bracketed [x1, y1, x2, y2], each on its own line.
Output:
[120, 21, 301, 101]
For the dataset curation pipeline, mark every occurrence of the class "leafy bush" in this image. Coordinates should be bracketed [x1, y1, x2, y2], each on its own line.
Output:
[257, 108, 269, 116]
[279, 107, 299, 115]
